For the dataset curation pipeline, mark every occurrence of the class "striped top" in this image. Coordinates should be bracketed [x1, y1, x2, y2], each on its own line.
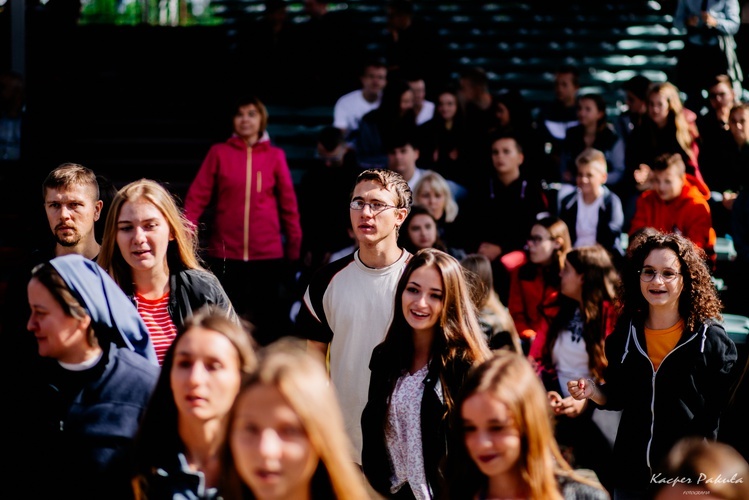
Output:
[136, 292, 177, 365]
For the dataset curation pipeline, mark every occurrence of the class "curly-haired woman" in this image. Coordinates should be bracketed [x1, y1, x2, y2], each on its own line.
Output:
[568, 230, 737, 498]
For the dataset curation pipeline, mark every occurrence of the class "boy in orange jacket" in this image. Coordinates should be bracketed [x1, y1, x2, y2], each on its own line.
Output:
[629, 153, 716, 264]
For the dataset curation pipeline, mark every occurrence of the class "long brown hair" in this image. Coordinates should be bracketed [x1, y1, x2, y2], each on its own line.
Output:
[647, 82, 696, 163]
[379, 248, 491, 411]
[446, 351, 604, 499]
[542, 245, 618, 381]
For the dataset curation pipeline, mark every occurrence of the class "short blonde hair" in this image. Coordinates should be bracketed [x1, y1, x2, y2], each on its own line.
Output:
[413, 170, 459, 223]
[575, 148, 608, 175]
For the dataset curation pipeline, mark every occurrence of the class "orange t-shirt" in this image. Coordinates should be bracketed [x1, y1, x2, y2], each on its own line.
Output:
[644, 319, 684, 371]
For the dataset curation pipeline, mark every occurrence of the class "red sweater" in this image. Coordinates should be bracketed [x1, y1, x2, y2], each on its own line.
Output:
[629, 173, 715, 255]
[508, 259, 561, 358]
[185, 135, 302, 262]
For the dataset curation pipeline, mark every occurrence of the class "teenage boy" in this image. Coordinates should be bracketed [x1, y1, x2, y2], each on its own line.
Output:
[558, 148, 624, 262]
[466, 131, 548, 303]
[295, 168, 412, 464]
[629, 153, 716, 263]
[333, 59, 388, 139]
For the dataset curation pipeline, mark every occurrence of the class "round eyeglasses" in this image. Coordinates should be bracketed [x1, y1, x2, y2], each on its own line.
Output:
[638, 268, 681, 283]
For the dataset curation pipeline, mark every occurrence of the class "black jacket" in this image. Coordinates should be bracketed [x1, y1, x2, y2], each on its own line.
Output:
[126, 267, 237, 329]
[361, 345, 473, 498]
[600, 318, 737, 492]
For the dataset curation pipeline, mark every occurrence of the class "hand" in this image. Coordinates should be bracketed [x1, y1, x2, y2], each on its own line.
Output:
[556, 395, 587, 418]
[567, 378, 594, 401]
[723, 191, 737, 211]
[701, 11, 717, 28]
[634, 163, 651, 186]
[477, 242, 502, 261]
[686, 15, 699, 27]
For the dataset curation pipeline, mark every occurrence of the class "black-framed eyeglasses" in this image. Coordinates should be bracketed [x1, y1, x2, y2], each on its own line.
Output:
[639, 268, 681, 283]
[527, 235, 551, 244]
[349, 200, 398, 213]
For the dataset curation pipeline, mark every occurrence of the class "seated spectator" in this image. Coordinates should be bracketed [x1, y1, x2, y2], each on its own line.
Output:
[492, 88, 552, 185]
[726, 106, 749, 313]
[508, 216, 571, 357]
[412, 169, 467, 250]
[627, 81, 704, 188]
[460, 253, 521, 352]
[624, 81, 704, 229]
[464, 131, 549, 303]
[415, 85, 471, 189]
[458, 67, 499, 179]
[355, 79, 417, 169]
[332, 58, 387, 140]
[559, 93, 625, 189]
[629, 153, 716, 266]
[397, 205, 465, 260]
[698, 75, 740, 236]
[614, 74, 651, 145]
[534, 64, 581, 173]
[406, 72, 435, 125]
[383, 130, 427, 191]
[558, 148, 624, 265]
[673, 0, 742, 113]
[727, 103, 749, 191]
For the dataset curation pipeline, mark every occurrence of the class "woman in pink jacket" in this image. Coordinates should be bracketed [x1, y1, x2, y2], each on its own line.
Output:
[184, 96, 302, 345]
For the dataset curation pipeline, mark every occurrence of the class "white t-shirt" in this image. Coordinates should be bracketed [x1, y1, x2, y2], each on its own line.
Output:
[415, 100, 435, 126]
[552, 308, 591, 397]
[301, 249, 410, 463]
[575, 191, 603, 247]
[333, 89, 381, 134]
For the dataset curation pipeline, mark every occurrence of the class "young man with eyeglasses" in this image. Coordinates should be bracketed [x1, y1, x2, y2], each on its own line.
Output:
[629, 153, 716, 268]
[295, 168, 412, 465]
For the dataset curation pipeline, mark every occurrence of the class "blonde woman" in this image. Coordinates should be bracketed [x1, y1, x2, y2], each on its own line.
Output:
[628, 81, 705, 192]
[221, 339, 371, 500]
[412, 170, 467, 254]
[98, 178, 236, 364]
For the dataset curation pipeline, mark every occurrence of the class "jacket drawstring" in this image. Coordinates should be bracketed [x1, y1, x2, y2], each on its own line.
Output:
[621, 320, 633, 363]
[700, 324, 707, 353]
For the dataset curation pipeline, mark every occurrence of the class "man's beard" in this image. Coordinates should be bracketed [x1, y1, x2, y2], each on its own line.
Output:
[55, 231, 81, 247]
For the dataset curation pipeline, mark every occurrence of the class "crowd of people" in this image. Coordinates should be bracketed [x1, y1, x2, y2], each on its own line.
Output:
[1, 0, 749, 498]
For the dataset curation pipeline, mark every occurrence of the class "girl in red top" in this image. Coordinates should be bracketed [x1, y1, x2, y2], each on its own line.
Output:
[508, 216, 571, 358]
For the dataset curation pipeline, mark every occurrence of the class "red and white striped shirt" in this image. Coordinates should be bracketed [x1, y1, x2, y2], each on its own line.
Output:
[136, 292, 177, 365]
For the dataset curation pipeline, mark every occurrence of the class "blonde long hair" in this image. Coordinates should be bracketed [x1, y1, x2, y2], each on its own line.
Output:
[221, 339, 371, 500]
[98, 179, 204, 291]
[647, 82, 696, 163]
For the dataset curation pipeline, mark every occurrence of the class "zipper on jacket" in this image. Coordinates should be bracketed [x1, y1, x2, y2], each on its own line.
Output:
[631, 323, 701, 475]
[244, 146, 252, 261]
[257, 171, 262, 193]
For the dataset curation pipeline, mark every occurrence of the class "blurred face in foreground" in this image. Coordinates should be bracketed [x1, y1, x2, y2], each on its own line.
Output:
[231, 383, 318, 500]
